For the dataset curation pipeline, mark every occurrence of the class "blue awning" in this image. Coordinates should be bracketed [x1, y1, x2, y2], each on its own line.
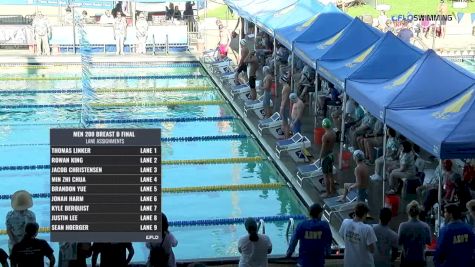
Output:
[256, 0, 324, 36]
[386, 85, 475, 159]
[238, 0, 298, 22]
[293, 12, 352, 68]
[315, 18, 382, 90]
[344, 32, 424, 119]
[274, 3, 342, 50]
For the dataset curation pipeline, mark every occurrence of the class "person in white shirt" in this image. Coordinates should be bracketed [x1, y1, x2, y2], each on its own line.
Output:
[100, 10, 115, 25]
[339, 202, 378, 267]
[238, 218, 272, 267]
[113, 11, 127, 55]
[135, 12, 148, 54]
[32, 12, 51, 56]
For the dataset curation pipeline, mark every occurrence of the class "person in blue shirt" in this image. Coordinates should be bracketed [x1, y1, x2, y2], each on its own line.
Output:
[434, 204, 475, 267]
[286, 203, 332, 267]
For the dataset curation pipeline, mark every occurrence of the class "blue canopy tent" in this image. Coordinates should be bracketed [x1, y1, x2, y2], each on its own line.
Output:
[315, 18, 382, 90]
[386, 86, 475, 159]
[348, 49, 474, 123]
[224, 0, 271, 17]
[274, 3, 342, 50]
[256, 0, 324, 36]
[293, 12, 352, 69]
[238, 0, 298, 22]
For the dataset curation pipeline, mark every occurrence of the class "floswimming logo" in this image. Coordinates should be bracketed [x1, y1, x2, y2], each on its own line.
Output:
[345, 44, 375, 68]
[391, 14, 453, 22]
[317, 30, 343, 49]
[432, 89, 474, 119]
[296, 14, 320, 31]
[384, 64, 417, 89]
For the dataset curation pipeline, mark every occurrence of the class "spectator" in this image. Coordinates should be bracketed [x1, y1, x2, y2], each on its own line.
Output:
[147, 213, 178, 267]
[286, 204, 332, 267]
[100, 10, 114, 24]
[80, 11, 89, 24]
[10, 222, 55, 267]
[349, 108, 375, 148]
[463, 159, 475, 190]
[183, 1, 194, 19]
[421, 160, 454, 220]
[166, 3, 174, 20]
[135, 12, 148, 54]
[398, 201, 431, 267]
[173, 6, 182, 20]
[113, 11, 127, 55]
[434, 204, 475, 267]
[372, 208, 398, 267]
[63, 7, 73, 25]
[357, 119, 383, 164]
[297, 65, 315, 100]
[397, 21, 414, 44]
[260, 66, 273, 118]
[338, 150, 369, 202]
[377, 11, 387, 31]
[58, 242, 92, 267]
[319, 118, 337, 198]
[372, 128, 399, 180]
[238, 218, 272, 267]
[289, 93, 304, 134]
[0, 248, 8, 267]
[32, 12, 51, 56]
[91, 243, 134, 267]
[6, 190, 36, 253]
[466, 200, 475, 232]
[280, 73, 291, 139]
[339, 203, 378, 267]
[318, 82, 341, 118]
[388, 141, 416, 194]
[438, 2, 448, 38]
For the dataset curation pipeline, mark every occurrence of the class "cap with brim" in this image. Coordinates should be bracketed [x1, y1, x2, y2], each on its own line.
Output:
[240, 39, 247, 46]
[11, 190, 33, 211]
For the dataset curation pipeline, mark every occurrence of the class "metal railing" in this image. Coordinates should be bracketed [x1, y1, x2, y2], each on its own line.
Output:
[0, 15, 34, 25]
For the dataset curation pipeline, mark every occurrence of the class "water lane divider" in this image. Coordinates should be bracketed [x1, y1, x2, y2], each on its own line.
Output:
[0, 100, 225, 109]
[0, 157, 264, 171]
[0, 86, 214, 95]
[87, 116, 237, 124]
[0, 134, 248, 147]
[0, 62, 200, 69]
[0, 183, 284, 201]
[0, 215, 306, 234]
[0, 74, 204, 81]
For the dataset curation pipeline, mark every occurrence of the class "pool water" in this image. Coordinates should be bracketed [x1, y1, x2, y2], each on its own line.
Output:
[0, 63, 306, 262]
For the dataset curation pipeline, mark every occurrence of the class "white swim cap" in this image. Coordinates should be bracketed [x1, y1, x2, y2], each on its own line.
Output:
[289, 93, 298, 102]
[353, 150, 365, 161]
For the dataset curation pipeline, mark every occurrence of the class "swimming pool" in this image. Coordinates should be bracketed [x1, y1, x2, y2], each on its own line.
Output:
[0, 62, 307, 262]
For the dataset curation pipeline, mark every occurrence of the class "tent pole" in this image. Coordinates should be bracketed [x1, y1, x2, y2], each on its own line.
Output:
[273, 37, 278, 98]
[381, 123, 388, 207]
[290, 52, 295, 94]
[437, 158, 443, 236]
[238, 18, 243, 61]
[314, 72, 319, 128]
[254, 24, 257, 51]
[338, 92, 347, 170]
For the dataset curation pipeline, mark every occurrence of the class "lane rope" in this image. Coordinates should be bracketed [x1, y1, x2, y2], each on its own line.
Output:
[0, 74, 204, 81]
[0, 134, 248, 147]
[0, 86, 214, 95]
[87, 116, 236, 124]
[0, 62, 200, 69]
[0, 100, 225, 109]
[0, 215, 306, 234]
[0, 183, 285, 200]
[0, 157, 264, 171]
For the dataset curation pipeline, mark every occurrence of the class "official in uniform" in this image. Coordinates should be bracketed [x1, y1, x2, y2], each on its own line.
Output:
[32, 12, 51, 55]
[135, 12, 148, 54]
[113, 11, 127, 55]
